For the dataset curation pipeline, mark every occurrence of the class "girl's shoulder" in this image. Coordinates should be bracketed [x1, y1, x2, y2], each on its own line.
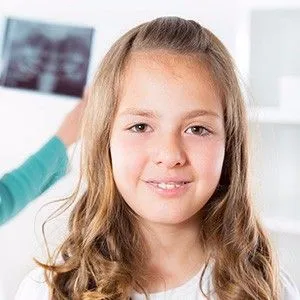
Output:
[15, 268, 49, 300]
[280, 268, 300, 300]
[14, 266, 300, 300]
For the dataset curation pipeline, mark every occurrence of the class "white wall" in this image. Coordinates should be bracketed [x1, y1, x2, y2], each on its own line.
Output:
[0, 0, 298, 299]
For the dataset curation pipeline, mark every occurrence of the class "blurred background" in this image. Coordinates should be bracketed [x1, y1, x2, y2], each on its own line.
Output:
[0, 0, 299, 299]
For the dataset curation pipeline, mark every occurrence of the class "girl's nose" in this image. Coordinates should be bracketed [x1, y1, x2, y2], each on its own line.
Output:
[152, 134, 187, 168]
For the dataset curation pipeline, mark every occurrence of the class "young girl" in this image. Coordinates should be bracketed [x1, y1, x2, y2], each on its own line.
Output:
[16, 16, 299, 300]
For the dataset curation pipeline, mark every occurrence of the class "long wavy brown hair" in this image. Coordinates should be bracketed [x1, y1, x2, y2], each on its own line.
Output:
[38, 16, 281, 299]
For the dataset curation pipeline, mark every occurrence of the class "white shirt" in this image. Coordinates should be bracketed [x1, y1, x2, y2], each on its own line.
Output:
[15, 266, 300, 300]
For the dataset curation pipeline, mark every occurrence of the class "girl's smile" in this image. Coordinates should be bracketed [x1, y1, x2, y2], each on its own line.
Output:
[143, 180, 192, 198]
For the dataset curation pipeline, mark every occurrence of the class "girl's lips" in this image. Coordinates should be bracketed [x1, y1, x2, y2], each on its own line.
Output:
[145, 181, 191, 198]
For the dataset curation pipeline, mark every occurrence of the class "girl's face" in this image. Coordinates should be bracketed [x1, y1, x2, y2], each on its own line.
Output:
[110, 51, 225, 226]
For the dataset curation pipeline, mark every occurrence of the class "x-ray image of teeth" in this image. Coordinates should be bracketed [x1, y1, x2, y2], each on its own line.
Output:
[0, 18, 94, 97]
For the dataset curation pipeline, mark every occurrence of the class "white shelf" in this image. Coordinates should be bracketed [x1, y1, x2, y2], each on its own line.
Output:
[263, 217, 300, 235]
[248, 107, 300, 124]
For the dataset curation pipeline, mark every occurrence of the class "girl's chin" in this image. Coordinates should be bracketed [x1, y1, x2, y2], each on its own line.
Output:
[139, 212, 198, 227]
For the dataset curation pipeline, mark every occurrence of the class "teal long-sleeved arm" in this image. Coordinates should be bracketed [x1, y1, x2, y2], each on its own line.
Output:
[0, 136, 68, 225]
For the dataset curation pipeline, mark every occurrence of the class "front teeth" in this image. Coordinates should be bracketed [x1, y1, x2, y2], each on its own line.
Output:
[156, 182, 184, 189]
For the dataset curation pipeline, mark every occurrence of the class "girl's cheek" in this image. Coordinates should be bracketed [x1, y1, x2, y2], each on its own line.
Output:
[206, 142, 225, 175]
[111, 135, 147, 178]
[188, 139, 225, 174]
[119, 134, 148, 150]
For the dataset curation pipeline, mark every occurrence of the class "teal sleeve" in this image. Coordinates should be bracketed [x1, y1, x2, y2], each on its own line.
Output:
[0, 136, 68, 225]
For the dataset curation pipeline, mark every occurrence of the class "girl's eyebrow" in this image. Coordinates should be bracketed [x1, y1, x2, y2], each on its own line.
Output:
[119, 108, 222, 119]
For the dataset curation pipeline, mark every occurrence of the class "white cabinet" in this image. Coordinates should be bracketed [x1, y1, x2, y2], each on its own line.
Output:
[237, 5, 300, 289]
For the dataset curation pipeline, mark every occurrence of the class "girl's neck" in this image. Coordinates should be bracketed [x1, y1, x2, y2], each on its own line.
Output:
[140, 217, 206, 293]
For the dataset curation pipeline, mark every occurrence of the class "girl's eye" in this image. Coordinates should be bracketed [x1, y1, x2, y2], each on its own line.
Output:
[185, 126, 210, 136]
[129, 123, 150, 133]
[128, 124, 211, 136]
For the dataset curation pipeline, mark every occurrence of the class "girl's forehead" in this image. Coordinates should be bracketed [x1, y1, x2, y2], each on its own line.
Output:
[126, 50, 209, 77]
[117, 50, 223, 116]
